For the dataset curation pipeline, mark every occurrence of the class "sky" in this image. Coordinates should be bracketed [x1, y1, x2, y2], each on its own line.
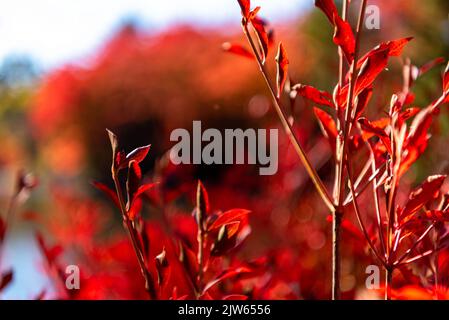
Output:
[0, 0, 308, 71]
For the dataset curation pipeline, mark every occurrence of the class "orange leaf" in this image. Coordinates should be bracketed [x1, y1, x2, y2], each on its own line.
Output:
[119, 145, 151, 169]
[354, 38, 412, 96]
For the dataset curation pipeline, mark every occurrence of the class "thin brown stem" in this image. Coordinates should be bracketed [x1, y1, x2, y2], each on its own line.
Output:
[338, 0, 349, 86]
[332, 210, 342, 300]
[112, 172, 157, 299]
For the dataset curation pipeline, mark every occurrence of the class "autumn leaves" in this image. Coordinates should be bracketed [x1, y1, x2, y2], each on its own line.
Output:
[228, 0, 449, 300]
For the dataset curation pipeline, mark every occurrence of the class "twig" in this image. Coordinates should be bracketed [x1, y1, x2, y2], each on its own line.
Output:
[112, 172, 157, 299]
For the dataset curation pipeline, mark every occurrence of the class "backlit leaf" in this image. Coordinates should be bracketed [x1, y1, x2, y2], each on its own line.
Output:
[333, 14, 355, 63]
[358, 118, 392, 154]
[208, 209, 250, 231]
[275, 43, 289, 99]
[251, 17, 269, 63]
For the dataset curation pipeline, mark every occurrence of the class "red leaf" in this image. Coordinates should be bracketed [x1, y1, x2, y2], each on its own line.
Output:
[348, 134, 364, 153]
[399, 109, 433, 176]
[211, 223, 239, 256]
[387, 37, 413, 56]
[314, 0, 338, 24]
[419, 57, 445, 76]
[126, 160, 142, 211]
[127, 197, 143, 221]
[223, 294, 249, 300]
[398, 107, 420, 126]
[292, 84, 333, 108]
[358, 118, 392, 154]
[357, 38, 413, 68]
[334, 83, 348, 110]
[178, 242, 198, 283]
[354, 38, 412, 96]
[0, 270, 13, 292]
[354, 87, 373, 120]
[91, 181, 120, 208]
[202, 266, 252, 294]
[208, 209, 250, 231]
[314, 107, 338, 152]
[341, 219, 365, 242]
[237, 0, 251, 19]
[326, 215, 365, 241]
[401, 175, 446, 220]
[248, 6, 261, 21]
[119, 145, 151, 169]
[275, 43, 289, 99]
[222, 42, 254, 60]
[355, 49, 389, 97]
[251, 17, 269, 63]
[211, 221, 251, 257]
[333, 14, 355, 63]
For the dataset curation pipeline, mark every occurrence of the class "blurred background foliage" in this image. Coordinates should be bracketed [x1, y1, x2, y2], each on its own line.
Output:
[0, 0, 448, 299]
